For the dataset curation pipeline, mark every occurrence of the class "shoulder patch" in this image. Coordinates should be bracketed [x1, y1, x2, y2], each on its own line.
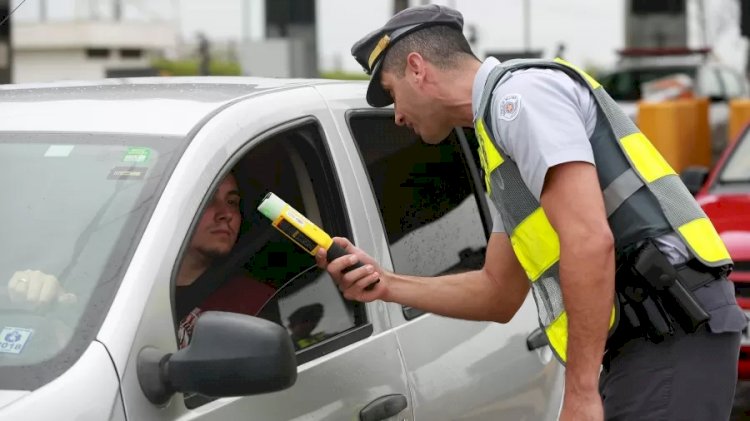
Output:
[499, 94, 522, 121]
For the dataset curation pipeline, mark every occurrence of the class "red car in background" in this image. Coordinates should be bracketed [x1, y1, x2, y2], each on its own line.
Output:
[682, 124, 750, 379]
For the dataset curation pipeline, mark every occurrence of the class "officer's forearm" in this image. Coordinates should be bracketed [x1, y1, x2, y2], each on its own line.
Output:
[559, 230, 615, 395]
[382, 269, 529, 323]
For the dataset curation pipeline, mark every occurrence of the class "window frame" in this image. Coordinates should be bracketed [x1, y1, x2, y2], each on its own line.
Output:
[172, 116, 373, 369]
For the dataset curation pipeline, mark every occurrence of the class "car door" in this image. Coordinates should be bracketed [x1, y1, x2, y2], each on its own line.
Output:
[112, 87, 413, 421]
[328, 98, 565, 420]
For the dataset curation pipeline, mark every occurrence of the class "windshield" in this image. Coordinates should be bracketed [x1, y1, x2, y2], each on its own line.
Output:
[600, 66, 697, 101]
[719, 130, 750, 184]
[0, 133, 182, 390]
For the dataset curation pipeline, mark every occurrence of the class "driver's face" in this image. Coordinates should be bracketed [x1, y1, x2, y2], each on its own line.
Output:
[190, 174, 241, 258]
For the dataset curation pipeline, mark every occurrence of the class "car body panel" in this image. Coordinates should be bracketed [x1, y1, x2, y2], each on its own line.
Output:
[0, 77, 564, 420]
[0, 341, 122, 420]
[390, 298, 563, 421]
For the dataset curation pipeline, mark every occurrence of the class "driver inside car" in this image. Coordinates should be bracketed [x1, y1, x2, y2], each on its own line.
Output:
[6, 172, 277, 348]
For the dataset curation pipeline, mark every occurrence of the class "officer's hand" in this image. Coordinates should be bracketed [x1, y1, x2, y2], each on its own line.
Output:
[315, 237, 385, 302]
[7, 270, 77, 310]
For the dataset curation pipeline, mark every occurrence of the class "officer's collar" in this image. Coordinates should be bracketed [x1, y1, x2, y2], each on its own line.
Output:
[472, 56, 502, 122]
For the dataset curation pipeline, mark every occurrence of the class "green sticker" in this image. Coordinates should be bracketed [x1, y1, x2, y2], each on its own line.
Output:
[123, 147, 151, 163]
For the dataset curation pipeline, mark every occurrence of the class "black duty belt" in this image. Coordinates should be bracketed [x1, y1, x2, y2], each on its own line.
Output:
[611, 240, 729, 346]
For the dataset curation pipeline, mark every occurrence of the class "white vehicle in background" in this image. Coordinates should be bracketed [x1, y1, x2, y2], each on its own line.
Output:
[0, 77, 563, 420]
[598, 48, 750, 161]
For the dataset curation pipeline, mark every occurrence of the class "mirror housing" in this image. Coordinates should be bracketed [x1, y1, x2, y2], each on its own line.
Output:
[680, 166, 710, 196]
[138, 311, 297, 405]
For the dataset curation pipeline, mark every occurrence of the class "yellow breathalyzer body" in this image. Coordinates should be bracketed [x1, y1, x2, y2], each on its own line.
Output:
[257, 192, 379, 290]
[257, 192, 333, 255]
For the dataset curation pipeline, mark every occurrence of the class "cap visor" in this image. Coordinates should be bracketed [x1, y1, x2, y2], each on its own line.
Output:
[365, 63, 393, 107]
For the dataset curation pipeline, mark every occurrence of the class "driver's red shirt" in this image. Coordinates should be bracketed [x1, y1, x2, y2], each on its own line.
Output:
[177, 274, 275, 349]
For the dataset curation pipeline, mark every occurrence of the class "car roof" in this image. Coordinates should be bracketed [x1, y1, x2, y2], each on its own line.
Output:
[0, 77, 357, 137]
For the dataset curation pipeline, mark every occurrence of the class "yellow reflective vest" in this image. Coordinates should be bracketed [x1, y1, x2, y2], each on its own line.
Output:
[474, 58, 731, 364]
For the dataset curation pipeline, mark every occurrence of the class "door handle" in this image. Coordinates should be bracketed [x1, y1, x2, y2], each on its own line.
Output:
[526, 327, 548, 350]
[359, 394, 408, 421]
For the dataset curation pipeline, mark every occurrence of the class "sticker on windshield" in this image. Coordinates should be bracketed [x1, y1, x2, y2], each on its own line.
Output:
[108, 166, 148, 180]
[44, 145, 75, 157]
[123, 147, 151, 163]
[0, 327, 33, 354]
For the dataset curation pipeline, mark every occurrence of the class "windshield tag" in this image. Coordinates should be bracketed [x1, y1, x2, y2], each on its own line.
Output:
[108, 166, 148, 180]
[0, 327, 33, 354]
[44, 145, 74, 157]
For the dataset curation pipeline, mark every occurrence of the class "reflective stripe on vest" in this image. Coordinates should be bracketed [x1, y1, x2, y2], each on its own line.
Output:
[474, 57, 731, 364]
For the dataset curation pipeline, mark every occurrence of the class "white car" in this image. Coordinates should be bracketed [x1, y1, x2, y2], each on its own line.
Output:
[598, 49, 750, 161]
[0, 77, 563, 420]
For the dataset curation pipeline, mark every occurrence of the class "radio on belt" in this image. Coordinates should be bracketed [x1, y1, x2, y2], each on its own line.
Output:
[257, 192, 379, 291]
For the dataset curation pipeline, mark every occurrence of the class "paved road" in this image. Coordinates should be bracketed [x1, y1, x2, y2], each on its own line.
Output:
[732, 381, 750, 420]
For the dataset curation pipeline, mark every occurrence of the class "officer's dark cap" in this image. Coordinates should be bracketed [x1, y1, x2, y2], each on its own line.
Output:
[351, 4, 464, 107]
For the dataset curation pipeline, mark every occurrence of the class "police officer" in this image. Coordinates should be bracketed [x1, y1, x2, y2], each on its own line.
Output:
[316, 4, 746, 421]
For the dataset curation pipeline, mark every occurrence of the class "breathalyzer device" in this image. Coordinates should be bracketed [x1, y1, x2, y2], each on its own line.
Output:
[257, 192, 379, 291]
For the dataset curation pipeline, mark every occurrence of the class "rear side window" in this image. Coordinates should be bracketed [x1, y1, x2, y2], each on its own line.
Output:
[718, 68, 747, 98]
[349, 114, 489, 319]
[719, 129, 750, 184]
[600, 66, 697, 101]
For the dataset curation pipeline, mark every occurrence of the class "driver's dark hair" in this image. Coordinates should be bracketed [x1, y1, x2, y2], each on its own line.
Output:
[382, 25, 477, 77]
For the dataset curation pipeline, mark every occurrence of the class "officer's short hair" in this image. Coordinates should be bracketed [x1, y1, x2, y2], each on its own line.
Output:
[382, 25, 476, 77]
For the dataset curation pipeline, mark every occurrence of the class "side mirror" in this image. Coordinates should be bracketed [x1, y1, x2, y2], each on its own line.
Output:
[680, 166, 710, 196]
[137, 311, 297, 405]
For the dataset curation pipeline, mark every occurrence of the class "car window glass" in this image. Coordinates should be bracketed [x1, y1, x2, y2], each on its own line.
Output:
[719, 130, 750, 183]
[600, 67, 696, 101]
[718, 69, 746, 98]
[349, 115, 488, 319]
[698, 68, 724, 99]
[174, 121, 369, 406]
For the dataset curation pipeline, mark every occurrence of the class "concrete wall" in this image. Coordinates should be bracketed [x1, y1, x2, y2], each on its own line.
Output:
[13, 48, 154, 83]
[11, 21, 176, 83]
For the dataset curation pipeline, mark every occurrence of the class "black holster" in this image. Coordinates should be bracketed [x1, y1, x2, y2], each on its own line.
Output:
[615, 240, 721, 343]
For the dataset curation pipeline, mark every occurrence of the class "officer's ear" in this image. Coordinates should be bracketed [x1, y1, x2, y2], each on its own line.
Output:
[406, 52, 426, 83]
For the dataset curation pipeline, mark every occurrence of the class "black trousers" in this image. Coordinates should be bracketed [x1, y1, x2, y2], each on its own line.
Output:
[599, 324, 741, 420]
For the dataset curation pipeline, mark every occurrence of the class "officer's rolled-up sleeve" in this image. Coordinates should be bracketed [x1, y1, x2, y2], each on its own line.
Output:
[490, 69, 596, 200]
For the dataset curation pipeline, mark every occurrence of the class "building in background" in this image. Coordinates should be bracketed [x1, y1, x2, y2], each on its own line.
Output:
[2, 0, 745, 83]
[238, 0, 318, 78]
[11, 0, 176, 83]
[625, 0, 687, 49]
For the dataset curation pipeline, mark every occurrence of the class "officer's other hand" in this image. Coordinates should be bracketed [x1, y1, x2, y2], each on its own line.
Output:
[7, 270, 77, 309]
[315, 237, 385, 302]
